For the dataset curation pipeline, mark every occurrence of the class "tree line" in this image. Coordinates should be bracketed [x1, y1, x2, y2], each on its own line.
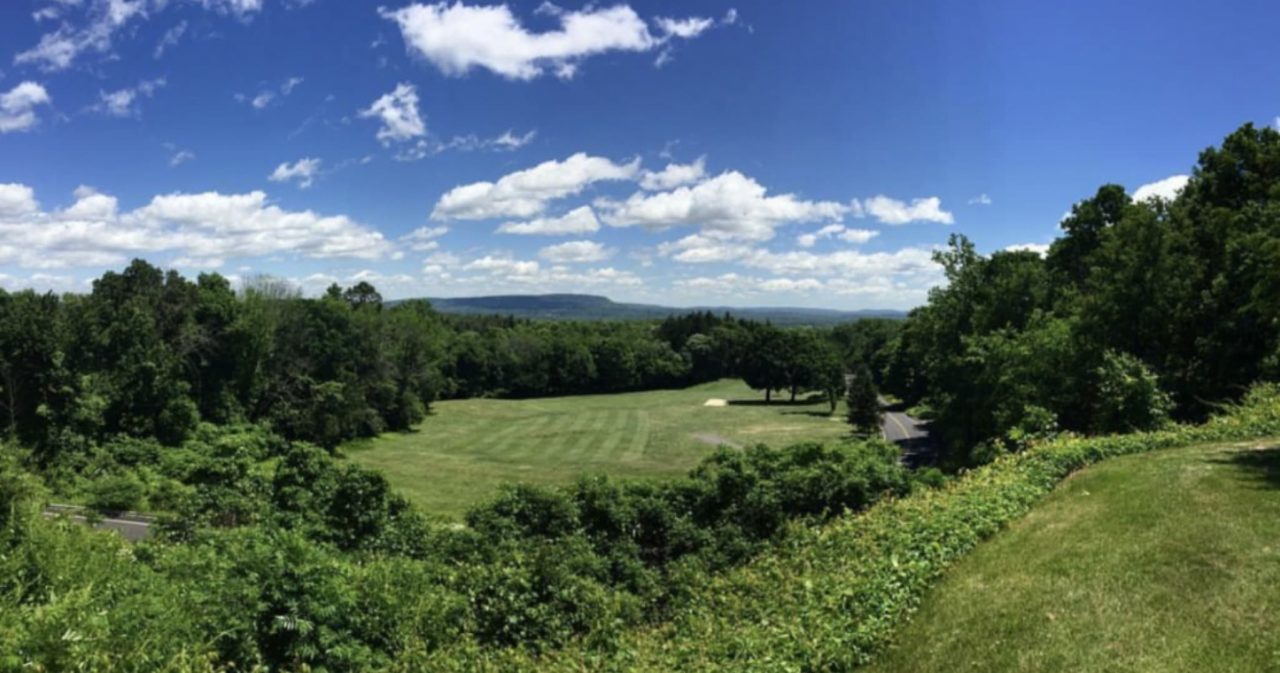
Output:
[875, 123, 1280, 467]
[0, 266, 887, 464]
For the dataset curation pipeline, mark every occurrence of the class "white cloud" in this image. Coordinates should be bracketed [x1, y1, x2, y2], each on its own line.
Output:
[154, 20, 187, 59]
[196, 0, 263, 17]
[15, 0, 149, 71]
[1004, 243, 1049, 256]
[657, 234, 753, 263]
[639, 156, 706, 190]
[268, 157, 322, 189]
[359, 82, 426, 144]
[400, 224, 448, 251]
[968, 193, 992, 205]
[433, 153, 639, 220]
[601, 170, 850, 241]
[738, 246, 939, 279]
[240, 76, 305, 110]
[169, 149, 196, 167]
[796, 223, 878, 247]
[95, 77, 165, 117]
[381, 2, 718, 80]
[465, 255, 541, 276]
[0, 184, 40, 218]
[16, 0, 264, 71]
[654, 16, 714, 39]
[0, 184, 391, 270]
[496, 205, 600, 235]
[0, 82, 52, 133]
[862, 195, 954, 225]
[491, 129, 536, 150]
[539, 239, 611, 263]
[1132, 174, 1189, 203]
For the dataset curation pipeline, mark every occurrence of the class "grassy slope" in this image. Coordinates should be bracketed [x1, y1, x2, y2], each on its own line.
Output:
[344, 379, 851, 518]
[866, 440, 1280, 673]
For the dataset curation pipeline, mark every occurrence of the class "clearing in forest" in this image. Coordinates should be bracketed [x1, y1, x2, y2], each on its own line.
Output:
[344, 379, 847, 519]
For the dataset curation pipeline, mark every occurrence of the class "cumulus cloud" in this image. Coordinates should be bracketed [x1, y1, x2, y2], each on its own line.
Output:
[796, 223, 878, 247]
[1132, 174, 1189, 203]
[95, 77, 165, 117]
[861, 195, 954, 225]
[359, 82, 426, 144]
[0, 82, 53, 133]
[400, 224, 448, 251]
[381, 2, 720, 80]
[968, 193, 992, 205]
[538, 239, 611, 263]
[0, 184, 40, 218]
[0, 184, 391, 270]
[496, 205, 600, 235]
[268, 157, 322, 189]
[639, 156, 706, 190]
[601, 170, 850, 241]
[432, 153, 639, 220]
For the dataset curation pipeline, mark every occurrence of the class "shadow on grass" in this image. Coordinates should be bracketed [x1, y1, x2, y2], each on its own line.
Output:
[781, 410, 837, 419]
[728, 394, 827, 407]
[1221, 445, 1280, 489]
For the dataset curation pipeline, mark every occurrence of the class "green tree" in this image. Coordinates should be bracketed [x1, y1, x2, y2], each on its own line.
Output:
[845, 366, 880, 436]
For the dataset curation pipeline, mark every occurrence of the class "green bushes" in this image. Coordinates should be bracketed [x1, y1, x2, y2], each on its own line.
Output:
[445, 383, 1280, 672]
[3, 387, 1277, 671]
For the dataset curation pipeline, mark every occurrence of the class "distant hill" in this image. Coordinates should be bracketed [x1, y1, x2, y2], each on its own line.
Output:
[408, 293, 905, 325]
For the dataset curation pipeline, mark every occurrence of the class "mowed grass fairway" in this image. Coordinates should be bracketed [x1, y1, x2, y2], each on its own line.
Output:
[344, 379, 851, 518]
[866, 440, 1280, 673]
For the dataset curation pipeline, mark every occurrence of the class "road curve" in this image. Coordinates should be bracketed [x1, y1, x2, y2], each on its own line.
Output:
[878, 397, 936, 467]
[43, 504, 154, 542]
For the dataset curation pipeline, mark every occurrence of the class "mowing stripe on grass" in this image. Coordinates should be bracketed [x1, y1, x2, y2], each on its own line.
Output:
[471, 414, 529, 457]
[484, 414, 554, 460]
[567, 411, 612, 461]
[622, 410, 651, 463]
[552, 411, 593, 462]
[595, 410, 628, 460]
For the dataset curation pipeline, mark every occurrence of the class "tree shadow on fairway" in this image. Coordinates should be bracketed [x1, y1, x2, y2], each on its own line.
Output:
[1220, 445, 1280, 489]
[780, 410, 836, 419]
[728, 393, 827, 407]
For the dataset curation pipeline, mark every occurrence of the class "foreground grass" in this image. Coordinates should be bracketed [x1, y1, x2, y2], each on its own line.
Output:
[344, 379, 850, 518]
[866, 440, 1280, 673]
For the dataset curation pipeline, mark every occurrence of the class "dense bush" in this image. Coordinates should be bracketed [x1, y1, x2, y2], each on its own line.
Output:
[0, 435, 909, 671]
[451, 383, 1280, 672]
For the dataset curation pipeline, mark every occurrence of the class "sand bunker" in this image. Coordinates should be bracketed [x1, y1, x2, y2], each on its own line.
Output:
[703, 398, 728, 407]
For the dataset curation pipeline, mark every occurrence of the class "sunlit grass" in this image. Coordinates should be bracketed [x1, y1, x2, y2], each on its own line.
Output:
[865, 440, 1280, 673]
[343, 379, 852, 519]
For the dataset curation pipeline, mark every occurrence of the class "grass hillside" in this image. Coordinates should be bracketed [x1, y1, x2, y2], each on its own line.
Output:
[344, 379, 852, 518]
[867, 440, 1280, 673]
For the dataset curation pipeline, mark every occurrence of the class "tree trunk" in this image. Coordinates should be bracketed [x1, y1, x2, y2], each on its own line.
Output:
[790, 385, 797, 403]
[765, 388, 771, 404]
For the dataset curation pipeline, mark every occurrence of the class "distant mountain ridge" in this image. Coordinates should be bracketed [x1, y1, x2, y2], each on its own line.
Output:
[408, 293, 905, 325]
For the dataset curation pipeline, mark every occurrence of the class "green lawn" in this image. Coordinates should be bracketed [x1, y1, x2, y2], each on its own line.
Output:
[866, 440, 1280, 673]
[344, 379, 853, 519]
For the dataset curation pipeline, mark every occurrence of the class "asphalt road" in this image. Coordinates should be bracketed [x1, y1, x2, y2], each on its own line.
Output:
[43, 504, 154, 542]
[879, 397, 935, 467]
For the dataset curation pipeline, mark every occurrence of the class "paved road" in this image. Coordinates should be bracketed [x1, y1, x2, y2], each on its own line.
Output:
[879, 397, 936, 467]
[43, 504, 154, 542]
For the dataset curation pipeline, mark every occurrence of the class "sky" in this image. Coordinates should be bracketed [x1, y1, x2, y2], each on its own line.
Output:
[1, 0, 1278, 309]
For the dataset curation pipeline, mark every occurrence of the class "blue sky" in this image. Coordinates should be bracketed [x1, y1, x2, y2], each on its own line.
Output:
[1, 0, 1278, 309]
